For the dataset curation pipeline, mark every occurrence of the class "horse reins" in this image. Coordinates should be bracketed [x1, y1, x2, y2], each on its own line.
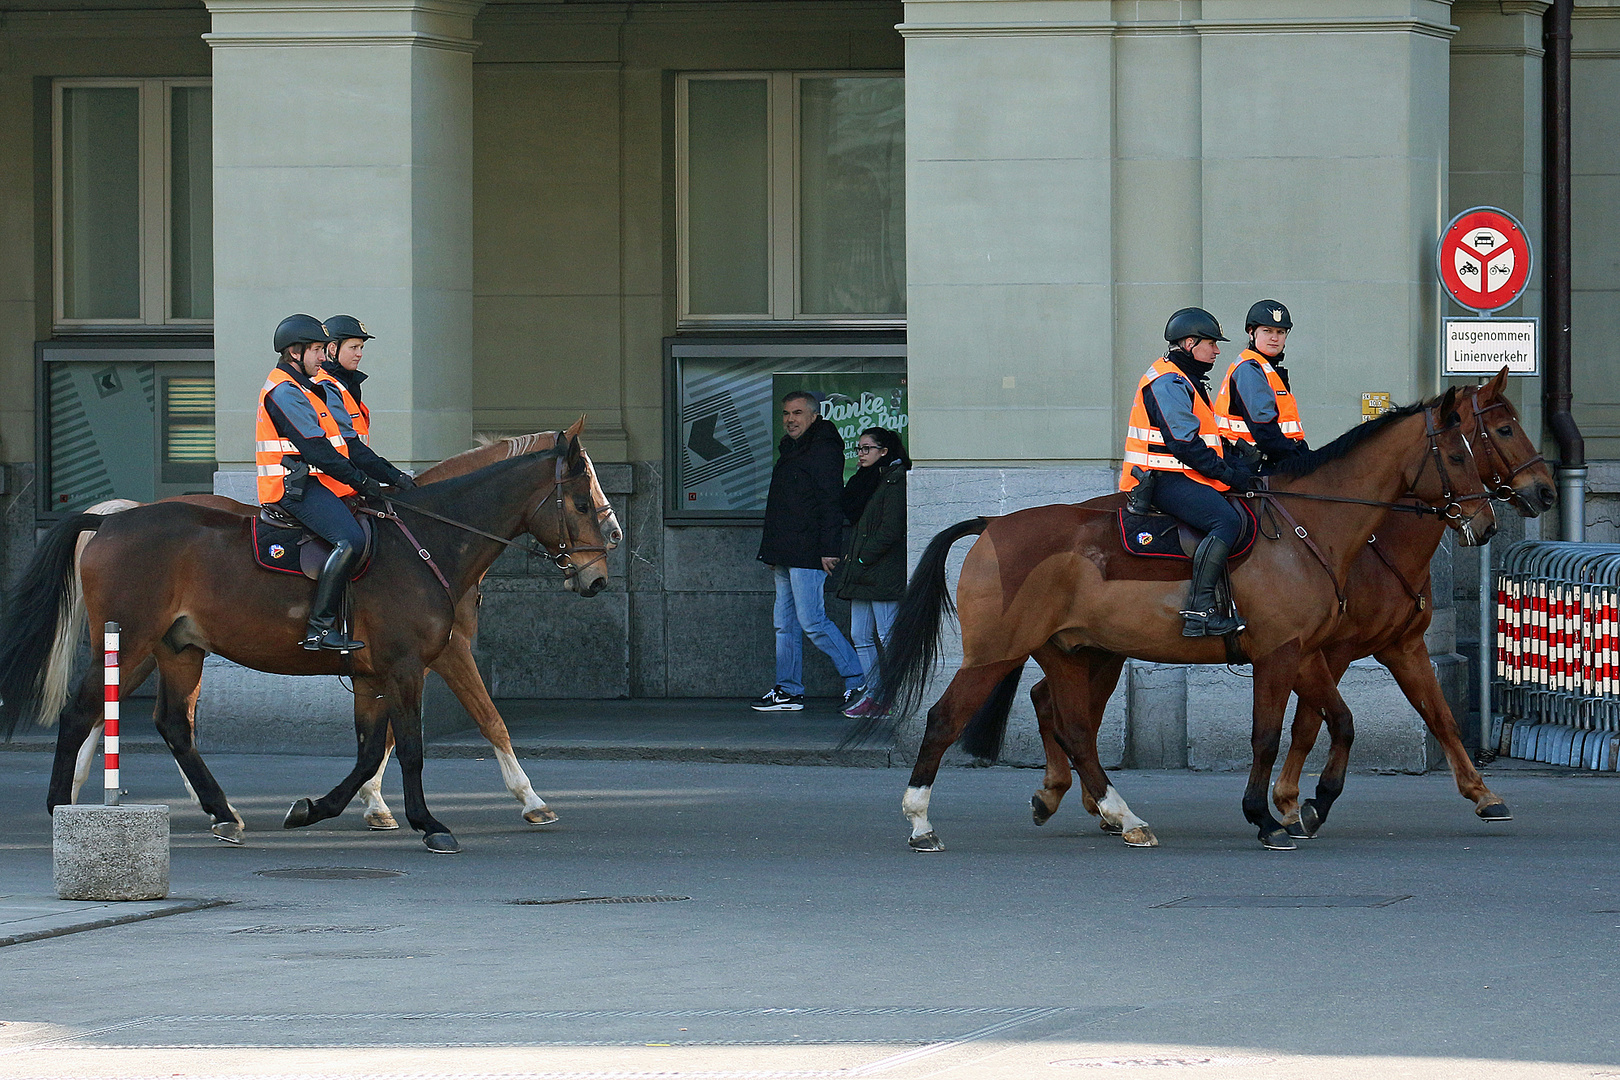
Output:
[357, 445, 611, 594]
[1471, 394, 1546, 501]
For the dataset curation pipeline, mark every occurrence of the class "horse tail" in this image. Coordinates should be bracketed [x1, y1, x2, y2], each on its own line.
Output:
[864, 516, 991, 725]
[0, 513, 104, 739]
[957, 665, 1024, 762]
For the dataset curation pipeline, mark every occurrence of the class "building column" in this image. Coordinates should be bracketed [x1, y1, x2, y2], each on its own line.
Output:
[205, 0, 480, 490]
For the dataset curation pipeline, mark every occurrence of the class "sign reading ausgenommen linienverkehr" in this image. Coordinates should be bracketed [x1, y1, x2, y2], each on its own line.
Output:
[1442, 318, 1538, 376]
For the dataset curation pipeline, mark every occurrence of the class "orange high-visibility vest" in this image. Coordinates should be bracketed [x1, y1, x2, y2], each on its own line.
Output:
[1214, 350, 1305, 445]
[256, 366, 355, 503]
[1120, 357, 1228, 492]
[316, 369, 369, 445]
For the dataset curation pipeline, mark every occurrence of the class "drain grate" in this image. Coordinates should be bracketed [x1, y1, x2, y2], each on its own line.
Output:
[254, 867, 405, 880]
[230, 925, 393, 935]
[510, 895, 692, 906]
[1153, 895, 1411, 909]
[1051, 1054, 1277, 1068]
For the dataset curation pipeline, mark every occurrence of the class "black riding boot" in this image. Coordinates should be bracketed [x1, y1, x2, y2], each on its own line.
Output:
[301, 541, 366, 651]
[1181, 535, 1246, 638]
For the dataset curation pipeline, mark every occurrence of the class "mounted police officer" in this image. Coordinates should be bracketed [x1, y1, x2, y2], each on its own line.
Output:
[256, 314, 412, 652]
[1215, 300, 1308, 468]
[1120, 307, 1260, 638]
[319, 316, 416, 490]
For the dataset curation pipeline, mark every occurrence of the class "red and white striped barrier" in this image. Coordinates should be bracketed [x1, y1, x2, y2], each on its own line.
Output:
[103, 621, 119, 806]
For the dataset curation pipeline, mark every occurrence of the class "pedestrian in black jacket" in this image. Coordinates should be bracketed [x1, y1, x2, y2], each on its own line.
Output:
[835, 427, 908, 719]
[752, 391, 865, 712]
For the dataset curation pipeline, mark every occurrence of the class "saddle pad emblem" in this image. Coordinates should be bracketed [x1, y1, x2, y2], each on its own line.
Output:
[269, 543, 286, 559]
[1136, 531, 1154, 546]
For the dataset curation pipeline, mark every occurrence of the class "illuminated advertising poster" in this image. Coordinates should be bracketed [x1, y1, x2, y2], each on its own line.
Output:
[771, 373, 908, 484]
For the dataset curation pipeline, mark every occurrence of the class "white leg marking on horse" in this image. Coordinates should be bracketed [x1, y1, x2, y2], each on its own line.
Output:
[175, 761, 201, 807]
[1096, 785, 1149, 834]
[359, 751, 393, 819]
[903, 785, 934, 838]
[70, 722, 104, 803]
[494, 748, 546, 814]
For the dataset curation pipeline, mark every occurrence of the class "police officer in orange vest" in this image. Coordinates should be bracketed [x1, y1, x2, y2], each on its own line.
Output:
[257, 314, 411, 651]
[319, 316, 415, 490]
[1214, 300, 1308, 468]
[1120, 307, 1260, 638]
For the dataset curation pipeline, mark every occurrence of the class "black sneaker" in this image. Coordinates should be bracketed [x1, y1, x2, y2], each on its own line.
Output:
[752, 686, 804, 712]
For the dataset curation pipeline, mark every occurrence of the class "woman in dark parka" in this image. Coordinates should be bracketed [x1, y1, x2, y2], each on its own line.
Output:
[836, 426, 909, 718]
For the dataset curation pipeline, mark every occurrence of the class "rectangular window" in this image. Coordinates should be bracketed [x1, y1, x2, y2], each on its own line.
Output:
[677, 72, 904, 326]
[53, 79, 213, 327]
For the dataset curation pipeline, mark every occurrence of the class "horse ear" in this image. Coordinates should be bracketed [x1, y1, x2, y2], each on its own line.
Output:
[566, 432, 585, 472]
[564, 415, 586, 440]
[1485, 366, 1508, 398]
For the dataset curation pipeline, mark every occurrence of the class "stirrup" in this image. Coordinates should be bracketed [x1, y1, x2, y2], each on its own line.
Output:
[1181, 608, 1245, 639]
[301, 626, 366, 652]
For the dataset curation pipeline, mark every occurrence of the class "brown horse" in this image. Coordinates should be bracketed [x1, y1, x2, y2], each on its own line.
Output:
[874, 388, 1496, 852]
[1017, 373, 1555, 843]
[63, 422, 622, 836]
[0, 433, 611, 853]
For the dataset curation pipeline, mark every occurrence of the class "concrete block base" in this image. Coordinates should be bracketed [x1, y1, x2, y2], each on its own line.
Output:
[53, 803, 170, 901]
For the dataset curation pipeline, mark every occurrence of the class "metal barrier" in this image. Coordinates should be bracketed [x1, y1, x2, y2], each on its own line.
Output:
[1494, 541, 1620, 769]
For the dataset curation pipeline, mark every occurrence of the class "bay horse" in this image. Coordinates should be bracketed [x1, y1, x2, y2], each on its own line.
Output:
[874, 387, 1496, 852]
[60, 422, 622, 837]
[1015, 372, 1555, 844]
[0, 433, 611, 853]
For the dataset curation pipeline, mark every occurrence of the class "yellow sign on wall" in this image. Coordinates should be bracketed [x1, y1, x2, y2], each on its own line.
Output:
[1361, 392, 1392, 422]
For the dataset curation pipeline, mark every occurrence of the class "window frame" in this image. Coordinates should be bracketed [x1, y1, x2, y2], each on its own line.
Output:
[52, 77, 213, 330]
[675, 70, 905, 329]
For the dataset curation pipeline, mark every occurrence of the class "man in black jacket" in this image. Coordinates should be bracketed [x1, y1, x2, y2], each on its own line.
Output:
[753, 391, 865, 711]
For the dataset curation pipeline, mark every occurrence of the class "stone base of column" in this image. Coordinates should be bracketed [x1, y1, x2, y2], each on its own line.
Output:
[53, 804, 170, 901]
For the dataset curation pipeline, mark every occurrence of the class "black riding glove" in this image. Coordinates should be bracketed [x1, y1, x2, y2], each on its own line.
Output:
[390, 471, 416, 490]
[358, 476, 387, 499]
[1223, 464, 1262, 493]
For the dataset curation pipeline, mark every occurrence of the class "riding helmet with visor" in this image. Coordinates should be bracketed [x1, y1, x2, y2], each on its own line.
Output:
[1245, 299, 1293, 333]
[324, 314, 373, 343]
[273, 314, 332, 353]
[1163, 307, 1228, 344]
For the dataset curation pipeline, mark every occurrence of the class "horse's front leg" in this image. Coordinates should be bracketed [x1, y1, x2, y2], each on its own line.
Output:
[433, 609, 555, 825]
[1291, 652, 1357, 838]
[387, 667, 458, 852]
[1245, 642, 1302, 850]
[282, 673, 395, 833]
[1377, 635, 1510, 821]
[354, 679, 400, 830]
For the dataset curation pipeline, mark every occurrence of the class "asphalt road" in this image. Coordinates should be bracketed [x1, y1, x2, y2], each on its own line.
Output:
[1, 750, 1617, 1079]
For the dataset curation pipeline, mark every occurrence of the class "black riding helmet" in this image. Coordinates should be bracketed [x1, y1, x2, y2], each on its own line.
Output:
[1245, 299, 1293, 333]
[324, 314, 373, 343]
[273, 314, 332, 353]
[1164, 307, 1228, 344]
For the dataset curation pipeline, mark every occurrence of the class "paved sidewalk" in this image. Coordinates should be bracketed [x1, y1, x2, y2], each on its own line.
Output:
[0, 895, 228, 947]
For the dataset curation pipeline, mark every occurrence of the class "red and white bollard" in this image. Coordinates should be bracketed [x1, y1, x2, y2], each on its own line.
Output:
[103, 621, 119, 806]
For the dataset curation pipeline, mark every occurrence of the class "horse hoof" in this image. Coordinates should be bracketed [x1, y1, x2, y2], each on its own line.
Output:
[1122, 826, 1158, 848]
[211, 820, 245, 845]
[1476, 802, 1513, 821]
[1031, 796, 1054, 827]
[524, 807, 560, 826]
[365, 810, 400, 831]
[1299, 800, 1325, 837]
[1100, 820, 1124, 835]
[283, 798, 314, 830]
[1259, 827, 1297, 851]
[423, 832, 461, 854]
[908, 831, 944, 853]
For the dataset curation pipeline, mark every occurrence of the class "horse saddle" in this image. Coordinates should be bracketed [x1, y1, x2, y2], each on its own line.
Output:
[252, 503, 376, 580]
[1118, 499, 1260, 561]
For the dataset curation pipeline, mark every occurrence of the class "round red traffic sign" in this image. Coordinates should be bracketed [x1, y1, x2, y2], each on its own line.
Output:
[1437, 207, 1532, 313]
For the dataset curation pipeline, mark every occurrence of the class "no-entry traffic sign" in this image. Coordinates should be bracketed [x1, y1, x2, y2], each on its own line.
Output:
[1438, 207, 1532, 314]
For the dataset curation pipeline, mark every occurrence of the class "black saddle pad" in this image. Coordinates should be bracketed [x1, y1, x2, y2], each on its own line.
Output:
[252, 512, 375, 580]
[1118, 498, 1259, 560]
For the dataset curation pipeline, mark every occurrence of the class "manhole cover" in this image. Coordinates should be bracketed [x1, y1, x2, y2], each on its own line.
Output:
[254, 867, 406, 880]
[230, 925, 392, 935]
[1152, 895, 1411, 909]
[510, 895, 692, 906]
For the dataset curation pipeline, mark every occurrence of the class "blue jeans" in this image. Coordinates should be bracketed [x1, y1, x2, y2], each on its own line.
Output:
[849, 598, 899, 691]
[772, 565, 864, 696]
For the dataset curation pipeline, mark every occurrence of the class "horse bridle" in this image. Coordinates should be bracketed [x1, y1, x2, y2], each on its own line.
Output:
[366, 445, 612, 591]
[1469, 390, 1546, 503]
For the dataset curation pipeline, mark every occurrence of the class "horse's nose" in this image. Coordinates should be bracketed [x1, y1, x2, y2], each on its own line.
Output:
[1536, 483, 1557, 512]
[1479, 519, 1499, 544]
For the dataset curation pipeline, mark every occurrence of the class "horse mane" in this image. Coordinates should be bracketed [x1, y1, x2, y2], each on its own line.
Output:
[1265, 396, 1442, 479]
[418, 431, 559, 484]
